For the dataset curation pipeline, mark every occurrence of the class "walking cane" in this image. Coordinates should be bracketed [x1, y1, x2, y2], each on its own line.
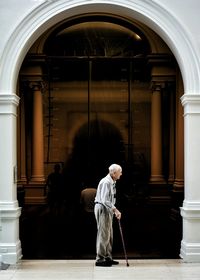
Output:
[118, 219, 129, 266]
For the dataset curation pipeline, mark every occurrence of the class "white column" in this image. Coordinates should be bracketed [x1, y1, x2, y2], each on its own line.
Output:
[0, 94, 22, 264]
[180, 94, 200, 262]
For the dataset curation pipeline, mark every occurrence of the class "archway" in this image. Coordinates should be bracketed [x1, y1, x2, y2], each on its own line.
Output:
[1, 0, 200, 264]
[18, 13, 180, 260]
[0, 1, 199, 93]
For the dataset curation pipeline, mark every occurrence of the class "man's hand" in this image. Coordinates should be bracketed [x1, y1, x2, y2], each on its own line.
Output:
[114, 208, 121, 220]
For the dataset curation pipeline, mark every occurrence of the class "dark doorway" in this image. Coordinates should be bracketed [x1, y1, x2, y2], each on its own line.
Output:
[19, 16, 181, 260]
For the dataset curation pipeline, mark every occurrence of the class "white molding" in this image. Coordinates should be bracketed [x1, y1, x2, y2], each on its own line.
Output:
[181, 207, 200, 219]
[0, 206, 22, 264]
[0, 208, 21, 218]
[182, 200, 200, 209]
[180, 241, 200, 262]
[0, 200, 19, 209]
[0, 0, 200, 93]
[181, 94, 200, 116]
[0, 94, 20, 116]
[181, 199, 200, 219]
[0, 240, 22, 265]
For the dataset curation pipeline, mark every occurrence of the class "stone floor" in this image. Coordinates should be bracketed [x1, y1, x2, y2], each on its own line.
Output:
[1, 259, 200, 280]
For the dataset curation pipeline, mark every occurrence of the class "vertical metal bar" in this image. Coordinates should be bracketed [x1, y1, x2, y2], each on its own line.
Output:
[128, 60, 132, 161]
[88, 59, 92, 165]
[46, 59, 52, 163]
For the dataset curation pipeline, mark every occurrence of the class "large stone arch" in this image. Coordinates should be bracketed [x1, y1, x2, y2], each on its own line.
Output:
[1, 0, 200, 264]
[0, 0, 200, 93]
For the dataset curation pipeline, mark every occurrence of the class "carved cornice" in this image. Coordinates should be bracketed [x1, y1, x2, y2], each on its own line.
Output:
[181, 94, 200, 116]
[0, 94, 20, 115]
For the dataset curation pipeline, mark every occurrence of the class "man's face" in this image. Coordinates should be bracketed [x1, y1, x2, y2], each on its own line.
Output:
[113, 169, 122, 181]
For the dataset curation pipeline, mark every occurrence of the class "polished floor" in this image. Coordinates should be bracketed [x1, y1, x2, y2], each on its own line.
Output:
[19, 200, 181, 260]
[1, 259, 200, 280]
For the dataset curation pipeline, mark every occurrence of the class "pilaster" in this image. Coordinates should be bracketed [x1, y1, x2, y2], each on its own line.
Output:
[180, 94, 200, 262]
[0, 94, 22, 264]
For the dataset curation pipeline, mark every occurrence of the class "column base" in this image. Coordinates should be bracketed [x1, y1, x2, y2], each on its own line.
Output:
[0, 202, 22, 264]
[148, 182, 171, 204]
[168, 175, 174, 184]
[180, 202, 200, 262]
[29, 175, 45, 184]
[173, 179, 184, 191]
[17, 177, 27, 185]
[149, 175, 166, 184]
[0, 240, 22, 265]
[24, 183, 46, 205]
[180, 240, 200, 262]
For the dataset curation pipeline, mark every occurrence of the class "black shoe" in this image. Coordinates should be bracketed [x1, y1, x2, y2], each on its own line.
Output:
[95, 259, 112, 267]
[110, 260, 119, 265]
[106, 258, 119, 265]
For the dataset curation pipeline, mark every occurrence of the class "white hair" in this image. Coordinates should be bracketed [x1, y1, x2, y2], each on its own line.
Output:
[108, 164, 122, 175]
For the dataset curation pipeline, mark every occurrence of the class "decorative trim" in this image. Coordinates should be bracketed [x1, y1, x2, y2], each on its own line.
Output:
[181, 94, 200, 116]
[0, 94, 20, 116]
[0, 200, 19, 209]
[0, 240, 22, 265]
[181, 201, 200, 219]
[181, 207, 200, 219]
[0, 208, 21, 219]
[182, 200, 200, 208]
[0, 0, 199, 94]
[180, 240, 200, 262]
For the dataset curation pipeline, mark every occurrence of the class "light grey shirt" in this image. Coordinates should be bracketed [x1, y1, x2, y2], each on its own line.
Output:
[94, 174, 116, 211]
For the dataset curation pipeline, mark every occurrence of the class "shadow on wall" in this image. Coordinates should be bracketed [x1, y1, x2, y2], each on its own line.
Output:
[62, 119, 125, 198]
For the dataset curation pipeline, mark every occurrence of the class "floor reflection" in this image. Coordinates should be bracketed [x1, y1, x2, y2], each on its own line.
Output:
[19, 195, 182, 260]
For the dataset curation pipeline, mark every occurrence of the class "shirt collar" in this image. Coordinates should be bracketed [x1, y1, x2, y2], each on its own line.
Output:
[106, 174, 116, 185]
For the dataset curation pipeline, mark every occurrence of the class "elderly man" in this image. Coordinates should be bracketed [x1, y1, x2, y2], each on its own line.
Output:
[94, 164, 122, 267]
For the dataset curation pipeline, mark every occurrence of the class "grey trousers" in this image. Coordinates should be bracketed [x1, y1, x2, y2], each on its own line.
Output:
[94, 203, 113, 260]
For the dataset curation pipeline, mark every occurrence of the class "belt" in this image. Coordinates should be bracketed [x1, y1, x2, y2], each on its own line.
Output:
[95, 202, 104, 206]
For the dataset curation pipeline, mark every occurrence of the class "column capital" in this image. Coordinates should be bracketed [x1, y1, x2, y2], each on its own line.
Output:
[29, 81, 47, 92]
[151, 81, 176, 92]
[151, 82, 164, 92]
[0, 94, 20, 116]
[181, 94, 200, 116]
[0, 93, 20, 105]
[148, 54, 176, 84]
